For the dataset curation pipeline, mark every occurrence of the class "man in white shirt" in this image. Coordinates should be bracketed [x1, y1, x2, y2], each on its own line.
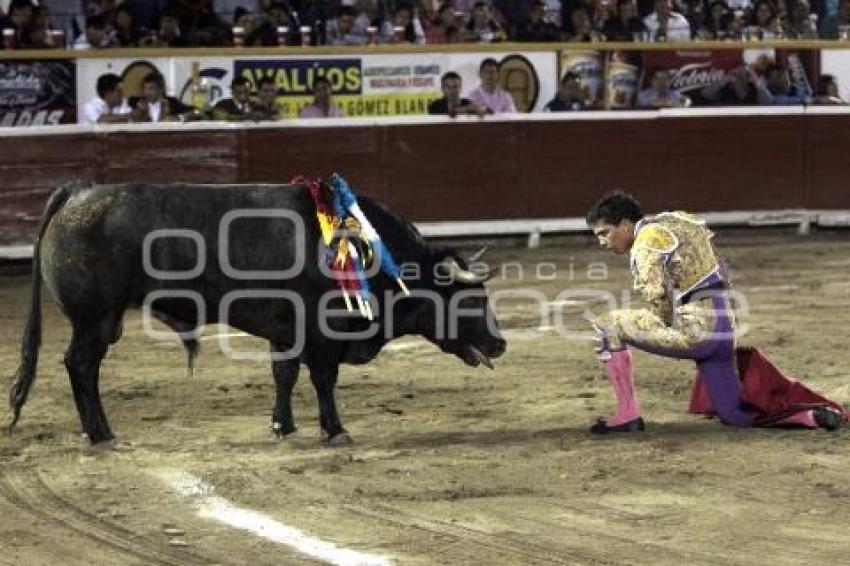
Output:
[82, 73, 133, 125]
[643, 0, 692, 41]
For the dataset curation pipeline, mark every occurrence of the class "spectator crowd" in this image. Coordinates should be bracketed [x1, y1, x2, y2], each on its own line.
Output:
[81, 54, 846, 125]
[2, 0, 850, 50]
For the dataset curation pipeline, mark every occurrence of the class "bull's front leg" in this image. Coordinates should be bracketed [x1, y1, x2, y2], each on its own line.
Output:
[306, 358, 351, 445]
[270, 351, 299, 437]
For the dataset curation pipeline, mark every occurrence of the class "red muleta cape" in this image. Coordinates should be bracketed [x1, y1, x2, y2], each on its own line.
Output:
[689, 347, 850, 424]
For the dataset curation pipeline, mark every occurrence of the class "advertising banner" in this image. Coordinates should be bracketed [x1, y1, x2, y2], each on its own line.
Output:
[559, 47, 820, 108]
[77, 51, 557, 121]
[0, 60, 76, 126]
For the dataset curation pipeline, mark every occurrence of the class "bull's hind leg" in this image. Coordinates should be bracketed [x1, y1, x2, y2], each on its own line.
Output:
[64, 315, 120, 444]
[270, 354, 299, 437]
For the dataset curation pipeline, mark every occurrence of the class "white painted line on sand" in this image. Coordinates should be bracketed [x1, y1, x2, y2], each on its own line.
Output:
[747, 285, 800, 292]
[154, 470, 394, 566]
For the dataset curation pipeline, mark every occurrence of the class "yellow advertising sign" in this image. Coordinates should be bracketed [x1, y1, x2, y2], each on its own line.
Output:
[274, 93, 441, 119]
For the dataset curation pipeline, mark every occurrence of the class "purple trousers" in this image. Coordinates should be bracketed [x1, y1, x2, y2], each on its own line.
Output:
[602, 295, 754, 427]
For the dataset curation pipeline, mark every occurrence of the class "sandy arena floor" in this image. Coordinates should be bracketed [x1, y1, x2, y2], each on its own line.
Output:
[0, 229, 848, 565]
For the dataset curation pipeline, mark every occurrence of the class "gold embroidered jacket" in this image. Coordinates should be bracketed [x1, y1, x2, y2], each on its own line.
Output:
[630, 211, 723, 320]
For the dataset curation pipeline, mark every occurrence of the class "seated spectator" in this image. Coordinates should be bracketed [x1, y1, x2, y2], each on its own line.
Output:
[299, 77, 343, 118]
[468, 58, 517, 113]
[643, 0, 692, 40]
[83, 73, 135, 124]
[353, 0, 380, 29]
[253, 76, 283, 120]
[214, 0, 261, 23]
[428, 71, 488, 116]
[515, 0, 561, 41]
[637, 69, 690, 108]
[268, 1, 297, 40]
[700, 66, 772, 105]
[212, 77, 257, 121]
[256, 5, 298, 46]
[682, 0, 703, 32]
[697, 0, 733, 38]
[380, 2, 426, 44]
[73, 14, 107, 50]
[171, 0, 230, 46]
[26, 5, 51, 48]
[594, 0, 617, 31]
[812, 74, 846, 104]
[540, 0, 564, 26]
[491, 0, 525, 34]
[232, 7, 251, 40]
[764, 63, 805, 104]
[749, 0, 784, 38]
[113, 4, 140, 46]
[151, 9, 189, 47]
[95, 0, 119, 31]
[785, 0, 818, 37]
[565, 5, 606, 41]
[544, 72, 588, 111]
[6, 0, 34, 47]
[464, 1, 507, 42]
[603, 0, 648, 40]
[129, 72, 193, 122]
[425, 3, 463, 43]
[326, 6, 367, 46]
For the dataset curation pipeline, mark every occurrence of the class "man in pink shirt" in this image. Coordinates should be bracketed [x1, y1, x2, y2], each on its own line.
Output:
[299, 77, 344, 118]
[468, 58, 517, 114]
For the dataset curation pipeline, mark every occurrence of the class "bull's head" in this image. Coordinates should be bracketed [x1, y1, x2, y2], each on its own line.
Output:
[407, 247, 506, 369]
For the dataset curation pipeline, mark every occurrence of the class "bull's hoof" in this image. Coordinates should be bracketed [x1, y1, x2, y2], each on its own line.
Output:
[89, 437, 127, 451]
[271, 421, 297, 438]
[327, 432, 354, 446]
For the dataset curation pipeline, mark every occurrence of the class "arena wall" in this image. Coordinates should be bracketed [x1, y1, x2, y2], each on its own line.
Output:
[1, 108, 848, 248]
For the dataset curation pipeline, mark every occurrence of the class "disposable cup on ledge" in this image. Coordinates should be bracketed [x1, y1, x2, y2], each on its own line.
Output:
[3, 28, 14, 50]
[840, 25, 850, 40]
[366, 25, 377, 45]
[300, 25, 311, 47]
[232, 25, 245, 47]
[49, 29, 65, 48]
[276, 25, 289, 46]
[393, 25, 405, 43]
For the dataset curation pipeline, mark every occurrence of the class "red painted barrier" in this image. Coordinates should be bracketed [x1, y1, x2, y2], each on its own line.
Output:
[0, 111, 846, 246]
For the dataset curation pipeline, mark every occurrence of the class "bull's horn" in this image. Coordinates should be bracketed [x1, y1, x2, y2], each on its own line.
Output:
[440, 258, 490, 284]
[466, 345, 494, 370]
[467, 246, 488, 263]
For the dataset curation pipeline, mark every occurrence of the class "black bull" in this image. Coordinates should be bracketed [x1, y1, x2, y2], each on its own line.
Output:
[8, 182, 506, 445]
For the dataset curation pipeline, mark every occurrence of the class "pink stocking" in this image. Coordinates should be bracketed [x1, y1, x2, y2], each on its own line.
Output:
[776, 410, 817, 428]
[603, 348, 641, 425]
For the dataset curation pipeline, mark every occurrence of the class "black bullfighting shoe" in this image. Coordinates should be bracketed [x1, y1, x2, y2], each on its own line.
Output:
[813, 407, 844, 431]
[590, 417, 646, 434]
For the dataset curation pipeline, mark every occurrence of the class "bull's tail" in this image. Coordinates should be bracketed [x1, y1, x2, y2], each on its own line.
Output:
[9, 185, 73, 430]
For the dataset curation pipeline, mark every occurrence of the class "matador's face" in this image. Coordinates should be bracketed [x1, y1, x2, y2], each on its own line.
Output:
[592, 219, 635, 254]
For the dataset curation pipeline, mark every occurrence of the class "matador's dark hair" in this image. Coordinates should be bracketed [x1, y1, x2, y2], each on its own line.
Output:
[586, 190, 644, 226]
